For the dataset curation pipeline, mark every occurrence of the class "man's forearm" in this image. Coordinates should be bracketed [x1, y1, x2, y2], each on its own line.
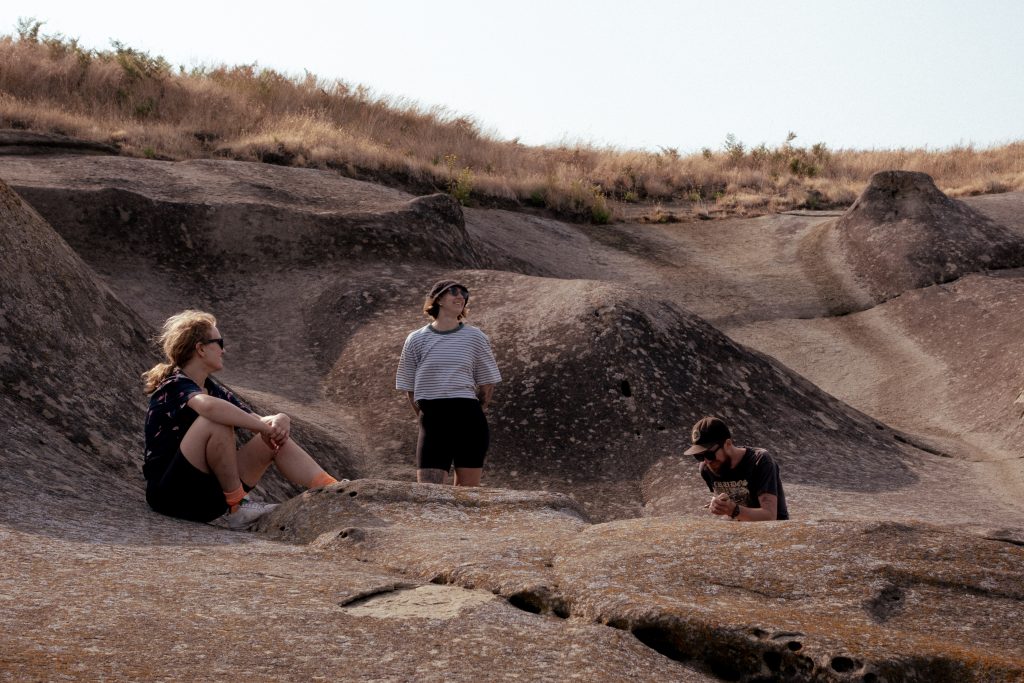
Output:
[734, 505, 777, 522]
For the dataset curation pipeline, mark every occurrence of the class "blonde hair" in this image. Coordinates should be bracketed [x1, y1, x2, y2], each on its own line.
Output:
[142, 310, 217, 394]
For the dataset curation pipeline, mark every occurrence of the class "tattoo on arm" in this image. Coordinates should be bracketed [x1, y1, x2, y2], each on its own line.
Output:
[758, 493, 778, 519]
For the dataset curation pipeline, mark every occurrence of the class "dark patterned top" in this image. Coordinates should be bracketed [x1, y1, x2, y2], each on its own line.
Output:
[143, 370, 252, 480]
[700, 447, 789, 520]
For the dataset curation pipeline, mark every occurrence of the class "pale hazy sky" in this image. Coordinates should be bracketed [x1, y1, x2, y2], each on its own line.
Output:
[3, 1, 1022, 152]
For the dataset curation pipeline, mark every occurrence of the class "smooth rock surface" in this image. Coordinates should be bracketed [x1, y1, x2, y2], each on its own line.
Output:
[2, 151, 1023, 681]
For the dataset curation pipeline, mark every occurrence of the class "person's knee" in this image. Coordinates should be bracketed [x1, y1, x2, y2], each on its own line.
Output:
[193, 417, 233, 447]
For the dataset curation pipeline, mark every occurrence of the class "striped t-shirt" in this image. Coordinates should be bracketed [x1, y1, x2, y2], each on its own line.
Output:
[396, 323, 502, 401]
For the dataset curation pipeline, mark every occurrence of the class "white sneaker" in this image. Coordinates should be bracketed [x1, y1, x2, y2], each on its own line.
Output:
[209, 499, 278, 531]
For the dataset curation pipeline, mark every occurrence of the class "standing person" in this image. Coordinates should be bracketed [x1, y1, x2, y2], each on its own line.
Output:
[684, 416, 789, 521]
[143, 310, 340, 529]
[396, 280, 502, 486]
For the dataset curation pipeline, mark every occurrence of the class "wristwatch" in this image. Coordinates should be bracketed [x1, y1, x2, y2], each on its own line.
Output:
[730, 502, 742, 519]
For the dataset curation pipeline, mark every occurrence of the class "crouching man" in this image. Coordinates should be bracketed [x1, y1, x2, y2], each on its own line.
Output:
[685, 416, 789, 521]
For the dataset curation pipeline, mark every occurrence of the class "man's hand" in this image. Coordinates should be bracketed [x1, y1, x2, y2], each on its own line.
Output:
[708, 493, 736, 517]
[260, 413, 291, 450]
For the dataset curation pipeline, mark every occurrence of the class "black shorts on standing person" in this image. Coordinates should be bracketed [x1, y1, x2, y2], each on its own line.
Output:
[416, 398, 490, 471]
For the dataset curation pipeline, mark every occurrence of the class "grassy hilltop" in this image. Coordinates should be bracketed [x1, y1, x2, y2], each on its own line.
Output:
[2, 19, 1022, 222]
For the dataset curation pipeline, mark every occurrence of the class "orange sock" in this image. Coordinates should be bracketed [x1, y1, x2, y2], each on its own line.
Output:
[224, 486, 245, 512]
[308, 472, 338, 489]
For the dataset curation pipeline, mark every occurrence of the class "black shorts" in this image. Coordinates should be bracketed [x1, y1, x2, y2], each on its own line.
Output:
[145, 449, 228, 523]
[416, 398, 489, 471]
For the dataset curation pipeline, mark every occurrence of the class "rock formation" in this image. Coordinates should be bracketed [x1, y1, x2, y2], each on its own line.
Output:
[1, 142, 1023, 681]
[834, 170, 1024, 302]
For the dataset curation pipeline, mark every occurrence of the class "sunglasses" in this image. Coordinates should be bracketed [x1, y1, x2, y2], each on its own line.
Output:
[200, 338, 224, 349]
[445, 286, 469, 300]
[691, 444, 719, 462]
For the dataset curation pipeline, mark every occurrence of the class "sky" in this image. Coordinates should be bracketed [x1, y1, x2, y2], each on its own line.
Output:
[3, 1, 1022, 152]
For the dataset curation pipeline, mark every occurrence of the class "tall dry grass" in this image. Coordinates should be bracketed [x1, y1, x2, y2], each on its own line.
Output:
[2, 26, 1022, 222]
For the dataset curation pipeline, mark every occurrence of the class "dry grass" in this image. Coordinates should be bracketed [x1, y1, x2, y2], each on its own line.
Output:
[2, 28, 1022, 223]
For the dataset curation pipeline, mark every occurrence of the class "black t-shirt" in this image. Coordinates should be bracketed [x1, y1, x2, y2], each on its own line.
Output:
[143, 370, 252, 480]
[700, 447, 789, 520]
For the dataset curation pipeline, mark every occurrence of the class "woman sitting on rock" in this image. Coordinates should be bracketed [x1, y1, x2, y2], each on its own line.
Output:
[142, 310, 339, 529]
[396, 280, 502, 486]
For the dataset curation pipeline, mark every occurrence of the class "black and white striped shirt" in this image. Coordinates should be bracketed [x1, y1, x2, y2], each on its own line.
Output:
[396, 323, 502, 401]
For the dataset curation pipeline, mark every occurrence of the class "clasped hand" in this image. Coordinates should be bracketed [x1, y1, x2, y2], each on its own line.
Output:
[708, 493, 735, 516]
[260, 413, 291, 451]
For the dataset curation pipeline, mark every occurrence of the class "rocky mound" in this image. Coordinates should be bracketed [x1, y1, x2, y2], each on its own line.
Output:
[321, 269, 914, 519]
[0, 176, 152, 504]
[835, 170, 1024, 301]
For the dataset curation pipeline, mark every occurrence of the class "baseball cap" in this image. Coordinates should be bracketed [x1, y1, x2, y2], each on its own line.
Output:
[683, 416, 731, 455]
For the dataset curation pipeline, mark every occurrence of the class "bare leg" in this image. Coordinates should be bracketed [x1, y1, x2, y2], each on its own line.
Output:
[236, 435, 328, 488]
[179, 417, 241, 492]
[453, 468, 482, 487]
[417, 468, 448, 484]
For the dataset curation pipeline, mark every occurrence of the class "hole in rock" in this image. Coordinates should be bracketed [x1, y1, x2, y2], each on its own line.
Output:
[552, 603, 570, 619]
[787, 640, 802, 652]
[338, 527, 365, 541]
[707, 656, 742, 681]
[862, 674, 878, 683]
[763, 651, 782, 671]
[507, 591, 543, 614]
[348, 490, 358, 497]
[631, 626, 689, 663]
[619, 380, 632, 397]
[831, 656, 857, 673]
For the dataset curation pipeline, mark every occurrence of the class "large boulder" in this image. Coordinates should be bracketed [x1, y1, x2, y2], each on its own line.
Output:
[835, 171, 1024, 301]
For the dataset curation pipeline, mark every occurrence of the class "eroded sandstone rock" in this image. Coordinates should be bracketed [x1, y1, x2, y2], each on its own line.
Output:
[0, 176, 151, 491]
[3, 153, 1023, 681]
[835, 170, 1024, 302]
[257, 480, 1024, 682]
[4, 156, 485, 273]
